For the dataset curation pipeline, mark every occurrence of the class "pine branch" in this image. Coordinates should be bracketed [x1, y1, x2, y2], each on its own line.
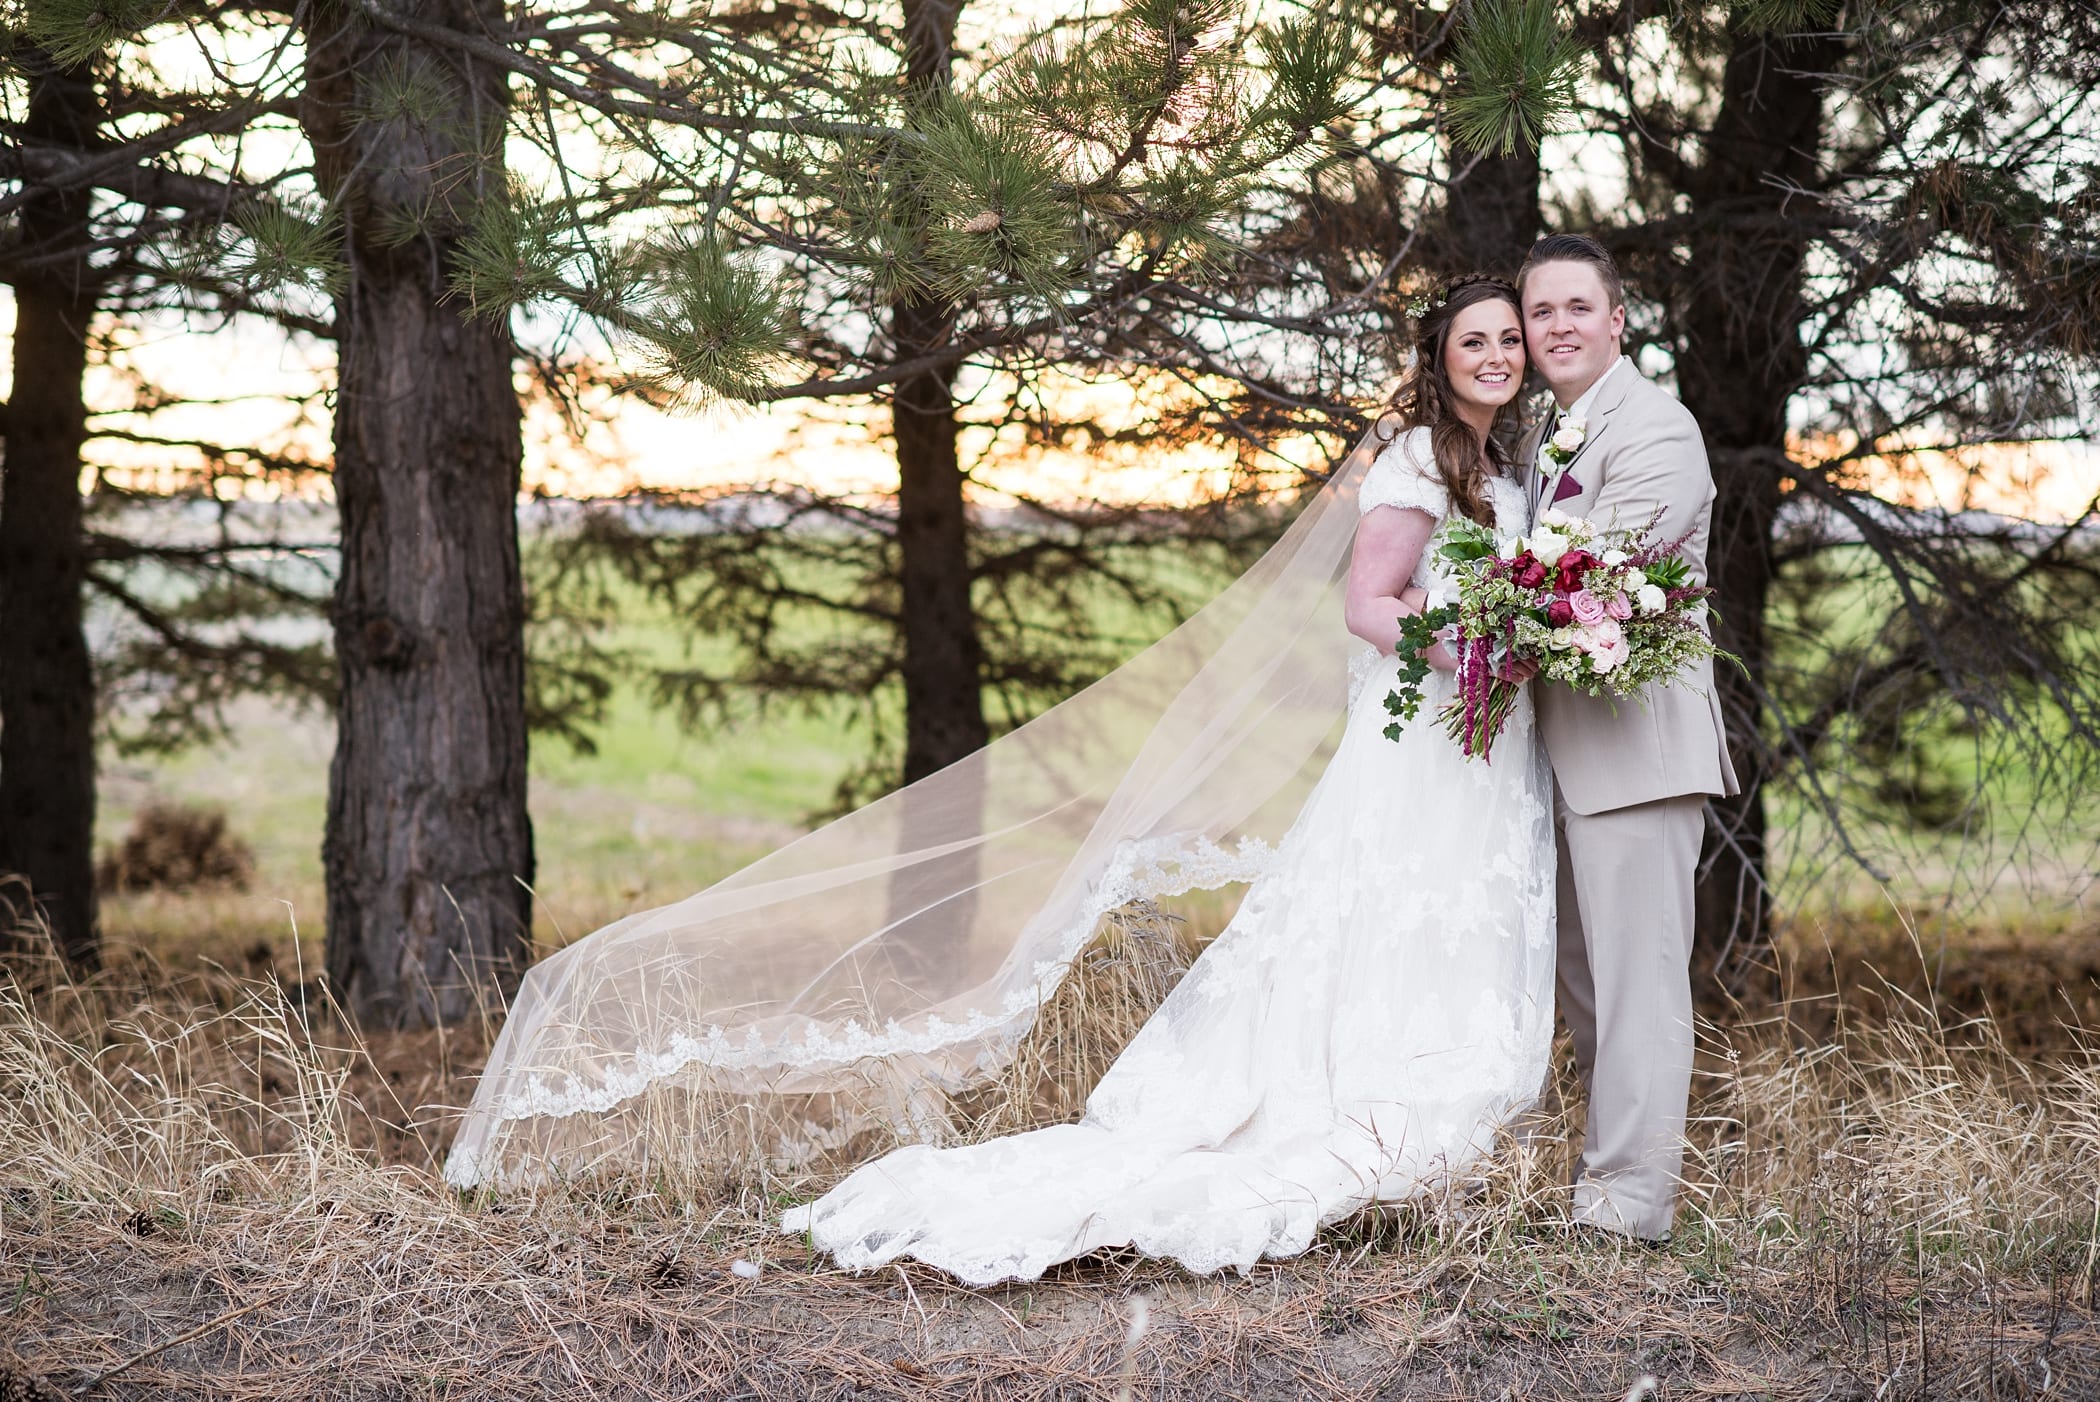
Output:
[351, 0, 905, 143]
[1444, 0, 1583, 156]
[0, 143, 260, 216]
[0, 101, 284, 219]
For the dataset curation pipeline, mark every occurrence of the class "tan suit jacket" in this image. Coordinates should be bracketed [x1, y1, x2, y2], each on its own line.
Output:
[1519, 367, 1740, 817]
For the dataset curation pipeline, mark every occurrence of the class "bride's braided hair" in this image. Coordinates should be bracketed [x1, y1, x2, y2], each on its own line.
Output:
[1394, 273, 1522, 526]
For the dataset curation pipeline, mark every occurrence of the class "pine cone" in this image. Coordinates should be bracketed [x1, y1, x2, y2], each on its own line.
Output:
[644, 1249, 689, 1290]
[0, 1366, 64, 1402]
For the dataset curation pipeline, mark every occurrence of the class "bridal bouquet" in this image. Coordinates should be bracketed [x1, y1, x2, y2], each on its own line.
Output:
[1382, 508, 1723, 760]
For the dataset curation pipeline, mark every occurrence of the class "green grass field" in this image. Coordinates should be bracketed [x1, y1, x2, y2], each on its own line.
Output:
[93, 540, 1225, 961]
[92, 536, 2095, 970]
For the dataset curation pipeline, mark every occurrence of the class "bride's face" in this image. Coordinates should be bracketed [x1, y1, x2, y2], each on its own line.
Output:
[1443, 300, 1525, 413]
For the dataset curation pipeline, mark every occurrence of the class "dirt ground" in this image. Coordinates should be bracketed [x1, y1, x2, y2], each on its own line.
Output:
[3, 920, 2096, 1400]
[3, 1189, 2094, 1401]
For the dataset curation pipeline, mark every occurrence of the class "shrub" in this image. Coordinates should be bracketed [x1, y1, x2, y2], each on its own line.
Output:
[96, 803, 255, 895]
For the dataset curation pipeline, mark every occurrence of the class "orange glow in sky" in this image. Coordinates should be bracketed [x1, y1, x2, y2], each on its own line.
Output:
[0, 293, 2093, 521]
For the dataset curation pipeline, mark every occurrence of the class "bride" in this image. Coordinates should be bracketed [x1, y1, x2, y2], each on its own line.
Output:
[778, 274, 1555, 1283]
[445, 276, 1554, 1285]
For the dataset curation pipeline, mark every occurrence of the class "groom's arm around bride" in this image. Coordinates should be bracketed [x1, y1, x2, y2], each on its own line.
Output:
[1516, 234, 1741, 1241]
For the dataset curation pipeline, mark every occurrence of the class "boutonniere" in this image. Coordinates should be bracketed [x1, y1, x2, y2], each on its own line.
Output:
[1543, 416, 1587, 469]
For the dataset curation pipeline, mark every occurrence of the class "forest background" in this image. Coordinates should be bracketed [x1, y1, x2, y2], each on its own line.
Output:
[2, 0, 2100, 1396]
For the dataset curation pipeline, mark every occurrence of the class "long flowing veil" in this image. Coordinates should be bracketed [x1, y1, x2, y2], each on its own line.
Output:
[445, 417, 1401, 1187]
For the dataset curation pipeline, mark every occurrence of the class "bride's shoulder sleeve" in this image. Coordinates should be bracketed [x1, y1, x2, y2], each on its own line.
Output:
[1357, 426, 1448, 518]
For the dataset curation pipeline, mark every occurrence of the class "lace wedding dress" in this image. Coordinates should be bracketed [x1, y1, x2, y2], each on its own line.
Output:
[780, 432, 1557, 1285]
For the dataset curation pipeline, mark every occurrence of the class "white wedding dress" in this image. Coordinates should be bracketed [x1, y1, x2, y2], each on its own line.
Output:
[781, 435, 1557, 1285]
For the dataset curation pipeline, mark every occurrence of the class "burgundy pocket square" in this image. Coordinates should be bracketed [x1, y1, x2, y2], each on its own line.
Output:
[1550, 472, 1584, 504]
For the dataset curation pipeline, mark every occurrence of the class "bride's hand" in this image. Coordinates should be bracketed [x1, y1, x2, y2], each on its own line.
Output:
[1496, 657, 1540, 684]
[1422, 639, 1461, 673]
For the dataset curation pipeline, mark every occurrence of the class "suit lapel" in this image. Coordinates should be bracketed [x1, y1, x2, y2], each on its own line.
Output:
[1518, 416, 1550, 519]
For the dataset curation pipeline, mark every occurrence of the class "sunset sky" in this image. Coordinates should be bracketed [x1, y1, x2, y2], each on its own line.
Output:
[7, 285, 2088, 523]
[3, 7, 2093, 525]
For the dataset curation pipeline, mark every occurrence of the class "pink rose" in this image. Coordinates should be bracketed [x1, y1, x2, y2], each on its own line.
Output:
[1568, 588, 1607, 626]
[1579, 618, 1630, 673]
[1606, 591, 1633, 621]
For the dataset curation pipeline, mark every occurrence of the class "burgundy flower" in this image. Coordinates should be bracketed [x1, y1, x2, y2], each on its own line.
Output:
[1546, 598, 1574, 627]
[1513, 555, 1549, 590]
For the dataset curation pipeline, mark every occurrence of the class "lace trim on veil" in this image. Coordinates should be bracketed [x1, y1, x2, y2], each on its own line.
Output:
[469, 832, 1277, 1131]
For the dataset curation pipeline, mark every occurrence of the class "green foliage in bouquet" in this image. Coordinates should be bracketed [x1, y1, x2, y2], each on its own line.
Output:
[1643, 553, 1692, 592]
[1382, 603, 1459, 742]
[1384, 519, 1499, 740]
[1435, 519, 1503, 567]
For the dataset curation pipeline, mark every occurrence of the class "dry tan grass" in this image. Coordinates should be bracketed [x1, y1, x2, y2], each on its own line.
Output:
[2, 907, 2097, 1399]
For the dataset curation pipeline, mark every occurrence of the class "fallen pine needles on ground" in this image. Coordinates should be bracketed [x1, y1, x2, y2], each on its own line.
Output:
[1, 910, 2096, 1400]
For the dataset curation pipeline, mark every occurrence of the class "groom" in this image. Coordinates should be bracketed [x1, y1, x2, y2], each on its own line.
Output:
[1516, 234, 1740, 1241]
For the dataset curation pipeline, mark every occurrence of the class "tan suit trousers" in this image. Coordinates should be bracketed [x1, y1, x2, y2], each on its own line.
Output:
[1553, 789, 1707, 1240]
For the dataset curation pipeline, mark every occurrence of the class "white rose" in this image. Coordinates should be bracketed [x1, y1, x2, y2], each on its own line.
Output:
[1601, 548, 1628, 567]
[1497, 536, 1524, 558]
[1527, 530, 1569, 566]
[1551, 426, 1587, 454]
[1536, 507, 1572, 529]
[1563, 416, 1587, 434]
[1636, 582, 1668, 614]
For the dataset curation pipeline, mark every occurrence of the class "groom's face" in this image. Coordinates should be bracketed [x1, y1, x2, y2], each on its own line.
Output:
[1522, 260, 1626, 404]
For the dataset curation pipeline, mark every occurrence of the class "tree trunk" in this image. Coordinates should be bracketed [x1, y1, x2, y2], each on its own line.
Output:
[893, 301, 987, 783]
[894, 0, 984, 785]
[1674, 17, 1839, 985]
[304, 3, 533, 1027]
[0, 52, 103, 968]
[1439, 146, 1540, 279]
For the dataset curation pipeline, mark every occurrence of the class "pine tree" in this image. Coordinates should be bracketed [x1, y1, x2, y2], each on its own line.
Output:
[0, 41, 102, 965]
[1569, 0, 2100, 981]
[1, 6, 320, 967]
[428, 0, 1581, 793]
[6, 0, 535, 1020]
[298, 0, 535, 1027]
